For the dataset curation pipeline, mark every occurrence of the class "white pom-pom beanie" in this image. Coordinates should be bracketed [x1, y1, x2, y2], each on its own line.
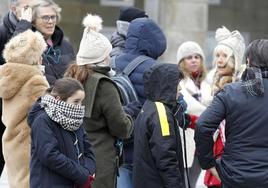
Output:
[176, 41, 205, 64]
[76, 14, 112, 66]
[214, 26, 245, 72]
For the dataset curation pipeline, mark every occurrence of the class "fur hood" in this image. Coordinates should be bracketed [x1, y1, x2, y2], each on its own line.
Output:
[3, 30, 47, 65]
[0, 63, 47, 99]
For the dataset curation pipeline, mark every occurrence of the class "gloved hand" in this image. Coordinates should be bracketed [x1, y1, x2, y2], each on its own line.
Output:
[77, 175, 94, 188]
[184, 113, 198, 129]
[123, 100, 142, 120]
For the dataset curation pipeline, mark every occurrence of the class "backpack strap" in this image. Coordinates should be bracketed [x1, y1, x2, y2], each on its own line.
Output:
[123, 55, 151, 76]
[110, 55, 117, 70]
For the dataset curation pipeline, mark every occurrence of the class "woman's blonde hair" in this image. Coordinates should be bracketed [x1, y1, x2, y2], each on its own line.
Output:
[30, 0, 62, 23]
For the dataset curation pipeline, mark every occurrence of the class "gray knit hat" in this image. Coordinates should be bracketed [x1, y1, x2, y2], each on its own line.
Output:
[176, 41, 205, 64]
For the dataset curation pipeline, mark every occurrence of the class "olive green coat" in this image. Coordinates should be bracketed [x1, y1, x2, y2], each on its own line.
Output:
[83, 68, 133, 188]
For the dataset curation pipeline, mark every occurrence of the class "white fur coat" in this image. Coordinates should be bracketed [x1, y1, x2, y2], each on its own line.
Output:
[179, 77, 212, 167]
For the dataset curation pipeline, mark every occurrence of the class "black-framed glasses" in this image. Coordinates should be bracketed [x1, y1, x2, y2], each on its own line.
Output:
[39, 15, 57, 23]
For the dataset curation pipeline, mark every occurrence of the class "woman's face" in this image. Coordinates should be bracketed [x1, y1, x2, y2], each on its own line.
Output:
[33, 6, 57, 39]
[182, 54, 202, 74]
[215, 49, 234, 76]
[65, 90, 85, 106]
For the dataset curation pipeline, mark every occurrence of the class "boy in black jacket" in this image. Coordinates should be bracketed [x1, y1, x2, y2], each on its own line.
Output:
[133, 63, 186, 188]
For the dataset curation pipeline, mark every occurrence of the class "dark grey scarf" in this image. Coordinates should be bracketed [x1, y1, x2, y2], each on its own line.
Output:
[41, 94, 85, 131]
[241, 67, 268, 96]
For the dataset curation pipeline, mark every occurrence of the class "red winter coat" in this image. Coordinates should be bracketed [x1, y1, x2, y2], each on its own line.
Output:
[204, 121, 225, 187]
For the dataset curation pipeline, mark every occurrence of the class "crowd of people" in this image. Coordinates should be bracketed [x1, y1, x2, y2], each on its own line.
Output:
[1, 0, 268, 188]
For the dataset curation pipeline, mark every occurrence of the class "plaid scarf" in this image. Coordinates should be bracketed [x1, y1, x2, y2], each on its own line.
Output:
[41, 94, 85, 131]
[241, 67, 268, 96]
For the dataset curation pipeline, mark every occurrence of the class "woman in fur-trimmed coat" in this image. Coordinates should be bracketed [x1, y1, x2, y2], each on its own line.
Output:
[177, 41, 212, 187]
[0, 30, 49, 188]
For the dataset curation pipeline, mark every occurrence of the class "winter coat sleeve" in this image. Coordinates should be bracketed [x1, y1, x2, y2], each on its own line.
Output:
[0, 27, 7, 65]
[81, 127, 96, 175]
[181, 85, 207, 116]
[12, 20, 32, 36]
[123, 101, 142, 121]
[194, 90, 227, 170]
[31, 117, 90, 185]
[149, 104, 184, 188]
[99, 80, 133, 138]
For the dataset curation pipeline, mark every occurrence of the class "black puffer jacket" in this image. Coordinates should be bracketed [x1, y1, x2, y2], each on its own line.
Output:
[133, 63, 185, 188]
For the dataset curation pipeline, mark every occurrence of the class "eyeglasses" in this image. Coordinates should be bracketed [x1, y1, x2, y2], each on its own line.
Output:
[38, 15, 57, 23]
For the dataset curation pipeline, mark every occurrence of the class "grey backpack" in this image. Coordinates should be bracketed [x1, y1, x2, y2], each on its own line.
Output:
[110, 55, 150, 106]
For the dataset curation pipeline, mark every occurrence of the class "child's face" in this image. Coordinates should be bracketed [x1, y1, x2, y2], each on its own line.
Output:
[65, 90, 85, 106]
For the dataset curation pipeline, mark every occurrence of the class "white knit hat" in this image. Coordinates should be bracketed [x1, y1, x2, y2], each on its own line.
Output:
[76, 14, 112, 66]
[215, 26, 245, 72]
[176, 41, 205, 64]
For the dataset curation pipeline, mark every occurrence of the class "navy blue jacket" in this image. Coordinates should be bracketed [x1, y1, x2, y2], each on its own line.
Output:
[114, 17, 166, 105]
[133, 64, 185, 188]
[195, 80, 268, 188]
[28, 101, 96, 188]
[114, 18, 166, 164]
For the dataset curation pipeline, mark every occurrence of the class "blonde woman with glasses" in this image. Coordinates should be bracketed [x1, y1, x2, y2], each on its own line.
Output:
[14, 0, 75, 86]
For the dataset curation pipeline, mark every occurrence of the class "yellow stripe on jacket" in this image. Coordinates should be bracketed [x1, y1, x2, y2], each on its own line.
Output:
[155, 102, 170, 136]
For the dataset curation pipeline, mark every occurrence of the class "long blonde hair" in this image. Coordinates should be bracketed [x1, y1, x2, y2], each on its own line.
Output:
[179, 58, 207, 88]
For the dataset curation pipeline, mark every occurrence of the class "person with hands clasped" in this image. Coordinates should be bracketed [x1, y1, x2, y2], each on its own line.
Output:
[28, 78, 96, 188]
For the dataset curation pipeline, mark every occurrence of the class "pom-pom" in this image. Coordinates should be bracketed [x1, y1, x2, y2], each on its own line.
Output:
[82, 14, 103, 32]
[215, 26, 231, 42]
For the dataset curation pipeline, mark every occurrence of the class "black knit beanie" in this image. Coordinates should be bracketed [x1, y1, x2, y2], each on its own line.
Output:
[119, 6, 148, 22]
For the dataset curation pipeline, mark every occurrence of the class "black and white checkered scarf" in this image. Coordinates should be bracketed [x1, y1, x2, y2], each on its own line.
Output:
[241, 67, 268, 96]
[41, 94, 85, 131]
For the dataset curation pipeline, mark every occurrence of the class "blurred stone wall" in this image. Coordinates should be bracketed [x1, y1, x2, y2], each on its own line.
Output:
[0, 0, 9, 22]
[145, 0, 208, 64]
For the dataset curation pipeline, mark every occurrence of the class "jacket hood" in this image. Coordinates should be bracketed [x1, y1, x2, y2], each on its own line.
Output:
[116, 20, 129, 37]
[124, 18, 166, 59]
[144, 63, 184, 106]
[27, 98, 43, 128]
